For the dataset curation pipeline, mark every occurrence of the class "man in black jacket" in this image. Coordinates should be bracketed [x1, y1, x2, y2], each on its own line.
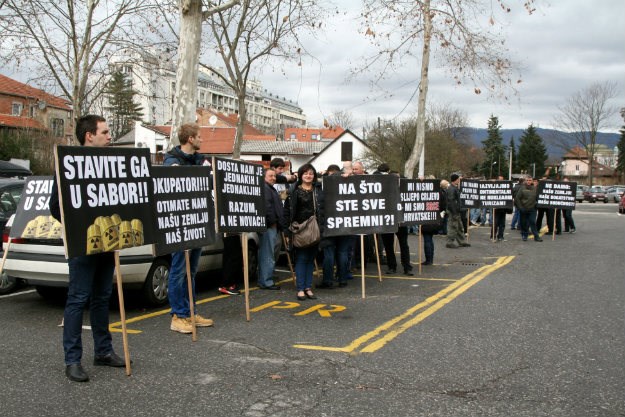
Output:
[257, 168, 284, 290]
[446, 173, 471, 248]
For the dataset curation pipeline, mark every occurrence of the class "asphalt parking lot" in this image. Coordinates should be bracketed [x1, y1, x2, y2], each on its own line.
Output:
[0, 203, 623, 417]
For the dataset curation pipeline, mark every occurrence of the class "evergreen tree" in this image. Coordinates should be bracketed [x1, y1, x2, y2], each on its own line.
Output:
[480, 115, 508, 178]
[616, 126, 625, 181]
[517, 124, 548, 177]
[104, 71, 144, 139]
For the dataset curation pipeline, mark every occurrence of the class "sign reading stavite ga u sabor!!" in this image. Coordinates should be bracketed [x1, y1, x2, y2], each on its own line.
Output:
[54, 146, 156, 259]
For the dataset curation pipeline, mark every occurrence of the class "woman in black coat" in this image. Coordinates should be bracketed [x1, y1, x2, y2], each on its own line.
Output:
[283, 163, 325, 300]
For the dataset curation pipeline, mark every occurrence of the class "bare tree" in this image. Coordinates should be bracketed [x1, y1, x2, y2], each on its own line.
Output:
[168, 0, 240, 147]
[359, 0, 536, 178]
[553, 81, 619, 186]
[327, 109, 356, 131]
[0, 0, 157, 139]
[201, 0, 322, 158]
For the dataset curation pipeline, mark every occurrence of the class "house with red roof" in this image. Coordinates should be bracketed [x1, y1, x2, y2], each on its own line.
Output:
[0, 73, 73, 142]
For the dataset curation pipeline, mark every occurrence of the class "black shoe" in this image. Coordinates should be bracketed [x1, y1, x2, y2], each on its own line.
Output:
[460, 242, 471, 247]
[66, 364, 89, 382]
[403, 269, 414, 275]
[260, 284, 281, 290]
[385, 268, 397, 274]
[316, 282, 334, 289]
[534, 237, 543, 242]
[403, 264, 414, 271]
[338, 282, 348, 287]
[94, 352, 128, 367]
[297, 292, 306, 301]
[304, 289, 317, 300]
[420, 261, 432, 266]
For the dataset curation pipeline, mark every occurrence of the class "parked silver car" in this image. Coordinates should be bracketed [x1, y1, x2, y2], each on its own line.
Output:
[605, 186, 625, 203]
[2, 215, 258, 306]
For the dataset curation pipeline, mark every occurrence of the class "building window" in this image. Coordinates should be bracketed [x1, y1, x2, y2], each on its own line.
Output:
[290, 133, 296, 140]
[12, 102, 23, 116]
[311, 134, 318, 140]
[50, 118, 64, 137]
[341, 141, 353, 162]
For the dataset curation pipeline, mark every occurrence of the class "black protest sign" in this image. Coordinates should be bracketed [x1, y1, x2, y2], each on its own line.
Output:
[151, 166, 216, 256]
[399, 179, 441, 226]
[479, 180, 514, 209]
[54, 146, 156, 258]
[9, 176, 63, 240]
[213, 157, 266, 233]
[536, 180, 577, 210]
[460, 180, 480, 209]
[323, 175, 399, 236]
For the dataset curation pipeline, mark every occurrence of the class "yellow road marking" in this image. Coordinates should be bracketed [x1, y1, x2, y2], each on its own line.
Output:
[293, 256, 514, 354]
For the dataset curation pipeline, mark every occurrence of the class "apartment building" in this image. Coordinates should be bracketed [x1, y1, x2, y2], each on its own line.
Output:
[107, 49, 307, 135]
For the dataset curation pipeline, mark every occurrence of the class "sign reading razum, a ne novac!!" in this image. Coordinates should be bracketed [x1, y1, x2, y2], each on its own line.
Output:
[213, 157, 266, 233]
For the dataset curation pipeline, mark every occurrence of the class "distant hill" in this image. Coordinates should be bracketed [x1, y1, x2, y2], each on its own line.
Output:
[464, 127, 620, 159]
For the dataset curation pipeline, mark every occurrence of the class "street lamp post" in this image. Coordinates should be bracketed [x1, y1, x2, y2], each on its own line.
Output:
[490, 161, 497, 179]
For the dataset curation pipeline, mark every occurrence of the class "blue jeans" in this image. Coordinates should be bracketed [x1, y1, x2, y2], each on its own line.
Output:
[294, 246, 317, 291]
[422, 232, 434, 263]
[258, 227, 279, 287]
[322, 238, 337, 285]
[168, 248, 201, 318]
[511, 207, 520, 229]
[64, 252, 115, 365]
[519, 208, 539, 239]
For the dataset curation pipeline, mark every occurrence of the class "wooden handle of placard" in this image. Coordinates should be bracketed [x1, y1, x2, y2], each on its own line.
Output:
[114, 251, 132, 376]
[184, 250, 197, 341]
[373, 233, 382, 282]
[241, 233, 250, 322]
[360, 235, 365, 299]
[281, 232, 295, 284]
[0, 237, 11, 276]
[418, 225, 422, 275]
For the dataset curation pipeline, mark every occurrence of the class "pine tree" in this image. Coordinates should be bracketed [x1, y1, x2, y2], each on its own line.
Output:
[517, 124, 548, 177]
[480, 115, 508, 178]
[104, 71, 144, 139]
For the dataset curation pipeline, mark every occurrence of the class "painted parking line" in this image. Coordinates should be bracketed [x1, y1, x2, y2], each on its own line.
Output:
[293, 256, 515, 354]
[0, 289, 36, 299]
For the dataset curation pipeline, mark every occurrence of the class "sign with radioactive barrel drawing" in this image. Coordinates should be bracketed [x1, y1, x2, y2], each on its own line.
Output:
[54, 146, 156, 258]
[9, 176, 62, 240]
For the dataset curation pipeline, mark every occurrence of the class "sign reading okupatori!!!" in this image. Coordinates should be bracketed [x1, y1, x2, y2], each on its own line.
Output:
[479, 180, 514, 209]
[399, 179, 441, 226]
[151, 166, 216, 256]
[213, 157, 266, 233]
[323, 175, 399, 236]
[54, 146, 156, 259]
[536, 180, 576, 210]
[9, 176, 62, 240]
[460, 180, 480, 209]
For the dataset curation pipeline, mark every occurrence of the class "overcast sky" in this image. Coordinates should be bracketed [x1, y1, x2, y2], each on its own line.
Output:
[259, 0, 625, 133]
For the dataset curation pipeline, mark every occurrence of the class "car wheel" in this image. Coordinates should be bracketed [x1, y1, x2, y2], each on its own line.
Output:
[35, 285, 68, 304]
[603, 198, 608, 204]
[0, 271, 18, 294]
[142, 257, 170, 307]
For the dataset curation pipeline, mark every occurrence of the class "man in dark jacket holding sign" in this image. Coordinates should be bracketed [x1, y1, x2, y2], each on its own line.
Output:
[163, 123, 214, 334]
[257, 168, 283, 290]
[445, 173, 471, 249]
[50, 115, 128, 382]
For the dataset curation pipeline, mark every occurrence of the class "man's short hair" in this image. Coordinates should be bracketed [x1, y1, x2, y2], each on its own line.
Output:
[75, 115, 106, 145]
[270, 158, 286, 169]
[178, 123, 200, 145]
